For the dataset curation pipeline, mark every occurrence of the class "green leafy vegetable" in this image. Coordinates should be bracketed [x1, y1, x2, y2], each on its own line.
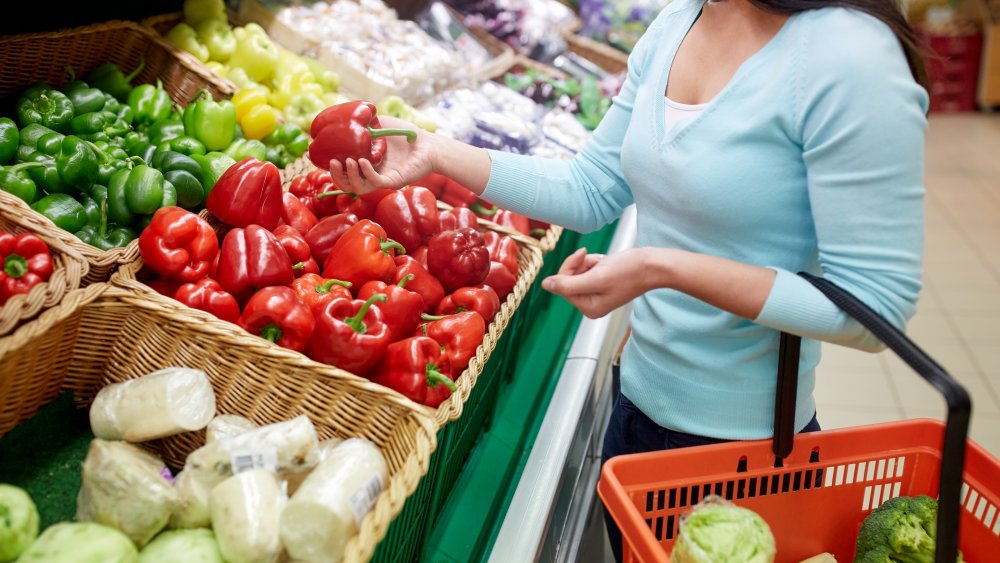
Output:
[0, 483, 39, 563]
[854, 495, 965, 563]
[671, 496, 775, 563]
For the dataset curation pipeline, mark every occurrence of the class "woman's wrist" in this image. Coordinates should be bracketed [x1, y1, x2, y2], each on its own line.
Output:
[428, 134, 492, 196]
[639, 247, 682, 292]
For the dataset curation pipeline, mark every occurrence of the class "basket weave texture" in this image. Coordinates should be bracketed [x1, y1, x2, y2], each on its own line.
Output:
[0, 282, 437, 563]
[0, 200, 89, 336]
[0, 21, 236, 284]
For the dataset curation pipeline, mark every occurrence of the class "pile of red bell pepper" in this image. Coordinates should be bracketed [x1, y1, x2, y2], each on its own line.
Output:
[137, 157, 525, 409]
[0, 231, 53, 305]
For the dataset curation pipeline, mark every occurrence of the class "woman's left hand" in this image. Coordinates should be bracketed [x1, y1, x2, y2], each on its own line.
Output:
[542, 247, 657, 318]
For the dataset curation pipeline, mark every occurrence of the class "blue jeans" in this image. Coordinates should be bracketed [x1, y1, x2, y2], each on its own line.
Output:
[599, 392, 821, 563]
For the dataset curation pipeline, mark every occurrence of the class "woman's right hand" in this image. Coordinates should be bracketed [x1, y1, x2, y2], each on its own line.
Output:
[328, 115, 438, 195]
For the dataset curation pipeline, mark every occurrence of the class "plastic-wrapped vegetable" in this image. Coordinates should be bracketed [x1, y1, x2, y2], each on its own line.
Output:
[0, 483, 39, 563]
[209, 469, 284, 563]
[16, 521, 138, 563]
[280, 438, 388, 563]
[671, 496, 776, 563]
[205, 414, 256, 443]
[168, 469, 214, 529]
[139, 528, 225, 563]
[76, 439, 179, 547]
[286, 437, 346, 495]
[89, 367, 217, 442]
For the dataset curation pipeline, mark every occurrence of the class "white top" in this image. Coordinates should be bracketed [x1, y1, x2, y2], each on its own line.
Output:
[664, 95, 708, 133]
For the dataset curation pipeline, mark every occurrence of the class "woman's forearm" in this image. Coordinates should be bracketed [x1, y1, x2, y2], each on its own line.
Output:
[429, 134, 493, 196]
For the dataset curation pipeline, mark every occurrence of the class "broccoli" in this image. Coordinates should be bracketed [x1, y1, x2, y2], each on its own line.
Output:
[854, 495, 965, 563]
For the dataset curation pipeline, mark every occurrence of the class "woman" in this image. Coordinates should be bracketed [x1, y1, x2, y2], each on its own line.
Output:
[328, 0, 929, 558]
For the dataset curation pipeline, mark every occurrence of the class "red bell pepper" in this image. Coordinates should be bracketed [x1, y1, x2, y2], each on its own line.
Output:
[369, 336, 457, 408]
[217, 224, 294, 296]
[323, 219, 405, 292]
[174, 277, 241, 323]
[438, 177, 478, 208]
[0, 232, 52, 305]
[372, 185, 440, 253]
[409, 246, 429, 268]
[410, 171, 449, 199]
[426, 228, 489, 293]
[529, 218, 551, 238]
[315, 188, 394, 220]
[393, 255, 444, 313]
[434, 285, 500, 323]
[307, 293, 391, 376]
[416, 310, 486, 375]
[289, 169, 340, 217]
[290, 273, 352, 314]
[273, 225, 319, 277]
[439, 207, 479, 232]
[147, 276, 183, 298]
[482, 231, 519, 299]
[472, 202, 531, 235]
[281, 191, 318, 235]
[304, 213, 359, 266]
[308, 101, 417, 168]
[138, 206, 218, 282]
[238, 286, 315, 352]
[357, 275, 424, 342]
[206, 157, 283, 230]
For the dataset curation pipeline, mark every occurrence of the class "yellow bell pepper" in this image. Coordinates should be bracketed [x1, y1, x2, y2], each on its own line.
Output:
[225, 67, 264, 92]
[232, 88, 269, 121]
[205, 61, 228, 77]
[268, 73, 323, 110]
[166, 23, 210, 63]
[241, 104, 279, 140]
[229, 25, 279, 83]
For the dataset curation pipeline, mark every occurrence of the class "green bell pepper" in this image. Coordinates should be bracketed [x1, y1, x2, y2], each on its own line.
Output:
[75, 196, 136, 250]
[86, 58, 145, 102]
[18, 123, 58, 152]
[152, 150, 205, 208]
[37, 132, 67, 158]
[96, 158, 128, 186]
[183, 90, 236, 152]
[107, 163, 167, 224]
[148, 119, 185, 146]
[30, 193, 88, 233]
[61, 67, 90, 95]
[263, 121, 309, 157]
[15, 85, 75, 133]
[24, 152, 71, 195]
[56, 136, 106, 192]
[231, 24, 279, 83]
[0, 118, 19, 164]
[77, 189, 102, 226]
[223, 138, 266, 162]
[63, 83, 107, 115]
[185, 0, 226, 25]
[0, 161, 44, 203]
[128, 80, 173, 126]
[162, 136, 207, 157]
[195, 18, 237, 62]
[190, 151, 235, 195]
[70, 110, 130, 137]
[265, 144, 294, 169]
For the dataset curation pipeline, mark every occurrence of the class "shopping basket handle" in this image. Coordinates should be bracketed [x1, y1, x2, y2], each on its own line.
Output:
[777, 273, 971, 563]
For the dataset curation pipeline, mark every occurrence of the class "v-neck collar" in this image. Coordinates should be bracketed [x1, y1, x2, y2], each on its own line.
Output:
[654, 0, 795, 146]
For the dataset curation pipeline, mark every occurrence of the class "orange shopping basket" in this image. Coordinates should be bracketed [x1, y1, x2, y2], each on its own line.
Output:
[598, 273, 1000, 563]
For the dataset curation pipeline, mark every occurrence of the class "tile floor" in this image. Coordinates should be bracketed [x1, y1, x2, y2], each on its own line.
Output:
[814, 113, 1000, 459]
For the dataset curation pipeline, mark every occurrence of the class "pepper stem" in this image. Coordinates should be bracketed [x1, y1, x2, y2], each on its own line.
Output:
[124, 57, 146, 83]
[316, 279, 351, 293]
[7, 162, 46, 174]
[188, 89, 211, 105]
[292, 262, 304, 271]
[82, 140, 110, 163]
[420, 313, 449, 322]
[530, 228, 547, 237]
[426, 364, 457, 392]
[344, 293, 387, 334]
[315, 190, 355, 200]
[259, 323, 283, 343]
[367, 126, 417, 143]
[380, 238, 405, 255]
[471, 202, 498, 216]
[3, 254, 28, 279]
[397, 274, 414, 289]
[65, 66, 76, 82]
[98, 197, 109, 239]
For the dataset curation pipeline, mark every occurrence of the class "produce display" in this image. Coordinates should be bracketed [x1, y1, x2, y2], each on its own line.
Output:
[0, 232, 52, 305]
[502, 66, 620, 130]
[577, 0, 670, 54]
[442, 0, 578, 60]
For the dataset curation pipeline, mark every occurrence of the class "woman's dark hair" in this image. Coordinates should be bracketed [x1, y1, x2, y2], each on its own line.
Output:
[751, 0, 929, 91]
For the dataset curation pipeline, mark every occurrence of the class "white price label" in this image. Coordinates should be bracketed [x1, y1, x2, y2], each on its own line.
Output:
[230, 447, 278, 475]
[349, 473, 384, 526]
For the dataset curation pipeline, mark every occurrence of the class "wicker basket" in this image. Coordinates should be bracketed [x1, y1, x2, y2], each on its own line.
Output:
[141, 11, 240, 94]
[0, 201, 89, 337]
[0, 282, 437, 563]
[0, 21, 237, 283]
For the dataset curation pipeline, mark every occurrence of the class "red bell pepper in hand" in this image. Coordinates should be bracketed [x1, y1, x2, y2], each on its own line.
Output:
[217, 224, 294, 296]
[206, 157, 283, 230]
[308, 101, 417, 168]
[435, 285, 500, 323]
[139, 206, 218, 282]
[393, 255, 444, 313]
[308, 293, 391, 376]
[323, 219, 405, 292]
[482, 231, 519, 299]
[426, 228, 489, 293]
[316, 188, 394, 220]
[281, 191, 318, 235]
[0, 232, 53, 305]
[290, 273, 352, 314]
[416, 310, 486, 375]
[305, 213, 359, 266]
[289, 169, 341, 217]
[273, 225, 319, 277]
[439, 207, 479, 232]
[369, 336, 457, 408]
[174, 277, 241, 323]
[373, 185, 440, 253]
[238, 286, 315, 352]
[357, 274, 424, 342]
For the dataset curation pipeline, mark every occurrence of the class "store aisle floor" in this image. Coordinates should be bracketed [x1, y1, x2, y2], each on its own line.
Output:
[814, 113, 1000, 458]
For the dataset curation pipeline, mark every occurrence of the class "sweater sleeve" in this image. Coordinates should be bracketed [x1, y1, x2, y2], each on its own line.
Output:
[754, 10, 929, 351]
[478, 12, 670, 233]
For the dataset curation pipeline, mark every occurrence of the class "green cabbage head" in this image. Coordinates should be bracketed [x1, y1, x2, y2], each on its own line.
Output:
[671, 498, 776, 563]
[15, 521, 138, 563]
[0, 483, 39, 562]
[139, 529, 225, 563]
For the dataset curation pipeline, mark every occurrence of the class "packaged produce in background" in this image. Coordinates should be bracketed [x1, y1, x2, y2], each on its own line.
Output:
[578, 0, 671, 53]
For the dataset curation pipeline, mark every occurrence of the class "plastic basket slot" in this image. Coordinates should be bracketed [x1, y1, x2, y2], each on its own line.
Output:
[981, 503, 996, 529]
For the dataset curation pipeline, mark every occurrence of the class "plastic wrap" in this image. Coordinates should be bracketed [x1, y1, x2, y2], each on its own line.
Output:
[209, 470, 284, 563]
[285, 437, 346, 496]
[89, 367, 216, 442]
[205, 415, 257, 444]
[76, 439, 178, 547]
[279, 439, 389, 563]
[168, 469, 214, 530]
